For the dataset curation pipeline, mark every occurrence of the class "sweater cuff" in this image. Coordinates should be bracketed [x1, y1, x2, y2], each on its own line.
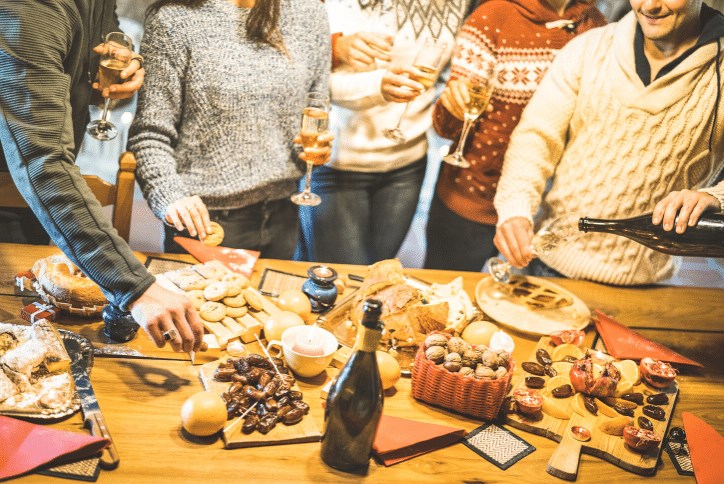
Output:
[113, 273, 157, 312]
[331, 32, 344, 70]
[495, 200, 535, 228]
[698, 186, 724, 212]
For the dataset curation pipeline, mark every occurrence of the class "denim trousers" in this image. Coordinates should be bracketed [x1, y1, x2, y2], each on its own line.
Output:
[164, 198, 299, 259]
[297, 156, 427, 264]
[424, 193, 498, 272]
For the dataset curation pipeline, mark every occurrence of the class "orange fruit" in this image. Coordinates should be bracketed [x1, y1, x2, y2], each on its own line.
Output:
[376, 351, 401, 390]
[277, 290, 312, 320]
[263, 311, 305, 342]
[461, 321, 499, 346]
[181, 391, 227, 437]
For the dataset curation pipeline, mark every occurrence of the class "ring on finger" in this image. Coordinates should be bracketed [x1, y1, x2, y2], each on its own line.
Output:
[163, 328, 179, 341]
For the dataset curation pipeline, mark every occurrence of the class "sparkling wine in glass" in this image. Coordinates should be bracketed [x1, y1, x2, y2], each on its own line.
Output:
[487, 213, 584, 283]
[87, 32, 134, 141]
[291, 92, 329, 207]
[382, 37, 447, 144]
[443, 74, 494, 168]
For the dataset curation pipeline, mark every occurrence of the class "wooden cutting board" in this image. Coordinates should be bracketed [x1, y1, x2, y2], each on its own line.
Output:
[505, 337, 678, 480]
[199, 361, 321, 449]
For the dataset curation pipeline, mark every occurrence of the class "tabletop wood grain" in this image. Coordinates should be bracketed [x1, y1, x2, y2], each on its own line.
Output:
[2, 244, 721, 483]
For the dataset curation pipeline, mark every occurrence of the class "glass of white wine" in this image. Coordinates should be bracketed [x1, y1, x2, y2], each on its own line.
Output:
[291, 92, 330, 207]
[382, 37, 447, 144]
[443, 73, 494, 168]
[487, 213, 584, 283]
[86, 32, 134, 141]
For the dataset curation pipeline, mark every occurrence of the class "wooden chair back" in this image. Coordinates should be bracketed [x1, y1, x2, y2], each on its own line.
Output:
[0, 151, 137, 242]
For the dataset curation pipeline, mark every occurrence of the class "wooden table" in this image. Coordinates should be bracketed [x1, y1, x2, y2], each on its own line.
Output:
[2, 243, 722, 483]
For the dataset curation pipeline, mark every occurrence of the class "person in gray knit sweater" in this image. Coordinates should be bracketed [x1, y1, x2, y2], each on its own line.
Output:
[129, 0, 330, 258]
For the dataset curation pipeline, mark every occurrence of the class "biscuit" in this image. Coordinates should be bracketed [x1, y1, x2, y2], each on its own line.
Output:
[224, 284, 242, 297]
[203, 281, 229, 302]
[199, 301, 226, 322]
[168, 269, 207, 291]
[186, 290, 206, 310]
[225, 305, 248, 318]
[222, 293, 246, 308]
[203, 222, 224, 246]
[243, 288, 265, 312]
[222, 273, 249, 289]
[193, 263, 227, 281]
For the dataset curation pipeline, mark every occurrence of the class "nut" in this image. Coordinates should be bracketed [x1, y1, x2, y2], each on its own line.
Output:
[496, 349, 511, 365]
[424, 334, 448, 348]
[459, 367, 475, 378]
[494, 366, 508, 379]
[447, 337, 469, 355]
[444, 352, 462, 364]
[475, 364, 496, 380]
[425, 346, 447, 364]
[463, 349, 480, 365]
[443, 361, 462, 373]
[482, 350, 500, 369]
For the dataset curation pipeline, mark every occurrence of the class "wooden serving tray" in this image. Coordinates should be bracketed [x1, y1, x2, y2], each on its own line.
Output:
[198, 361, 321, 449]
[506, 337, 678, 480]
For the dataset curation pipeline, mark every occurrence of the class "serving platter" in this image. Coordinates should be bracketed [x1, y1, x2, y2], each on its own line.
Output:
[505, 337, 677, 479]
[476, 275, 590, 336]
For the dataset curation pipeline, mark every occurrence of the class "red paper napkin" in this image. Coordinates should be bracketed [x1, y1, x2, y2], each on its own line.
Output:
[173, 237, 260, 278]
[683, 412, 724, 484]
[372, 415, 466, 466]
[594, 310, 702, 367]
[0, 416, 109, 480]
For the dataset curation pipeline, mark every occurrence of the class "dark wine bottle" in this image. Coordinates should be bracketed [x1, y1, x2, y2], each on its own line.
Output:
[578, 212, 724, 257]
[320, 299, 384, 472]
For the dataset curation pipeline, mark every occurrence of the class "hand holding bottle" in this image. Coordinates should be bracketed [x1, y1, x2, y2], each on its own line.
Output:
[652, 189, 720, 234]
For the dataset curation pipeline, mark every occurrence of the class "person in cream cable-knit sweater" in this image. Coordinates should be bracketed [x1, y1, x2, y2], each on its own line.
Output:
[494, 1, 724, 285]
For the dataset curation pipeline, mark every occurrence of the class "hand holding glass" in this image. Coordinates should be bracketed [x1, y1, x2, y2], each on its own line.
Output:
[382, 38, 447, 144]
[487, 213, 584, 283]
[291, 92, 330, 207]
[443, 75, 494, 168]
[87, 32, 134, 141]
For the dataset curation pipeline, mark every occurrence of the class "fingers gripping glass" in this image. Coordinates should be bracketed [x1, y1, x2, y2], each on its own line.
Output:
[291, 92, 330, 207]
[443, 73, 495, 168]
[383, 37, 447, 144]
[87, 32, 134, 141]
[486, 213, 584, 283]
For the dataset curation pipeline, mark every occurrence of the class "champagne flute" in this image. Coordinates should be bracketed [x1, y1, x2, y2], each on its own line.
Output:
[443, 73, 494, 168]
[487, 213, 584, 283]
[87, 32, 134, 141]
[382, 37, 447, 144]
[291, 92, 330, 207]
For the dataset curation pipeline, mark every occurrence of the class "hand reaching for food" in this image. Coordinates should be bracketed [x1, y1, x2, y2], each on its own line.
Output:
[164, 195, 212, 239]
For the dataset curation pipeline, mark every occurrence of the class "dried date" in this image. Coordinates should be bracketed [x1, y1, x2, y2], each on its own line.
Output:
[289, 390, 304, 401]
[613, 403, 635, 417]
[291, 400, 310, 414]
[544, 365, 557, 378]
[214, 367, 236, 382]
[257, 415, 279, 434]
[620, 393, 644, 405]
[522, 362, 546, 376]
[246, 354, 269, 368]
[536, 349, 552, 366]
[258, 372, 272, 388]
[560, 355, 579, 364]
[646, 393, 669, 405]
[583, 395, 598, 415]
[642, 405, 666, 421]
[638, 416, 654, 431]
[552, 384, 573, 398]
[242, 414, 259, 434]
[283, 408, 304, 425]
[525, 376, 546, 389]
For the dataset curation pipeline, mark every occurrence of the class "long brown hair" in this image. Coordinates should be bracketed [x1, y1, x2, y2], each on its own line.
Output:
[147, 0, 284, 50]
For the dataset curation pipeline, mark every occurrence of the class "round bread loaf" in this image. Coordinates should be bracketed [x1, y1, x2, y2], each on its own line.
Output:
[31, 254, 107, 309]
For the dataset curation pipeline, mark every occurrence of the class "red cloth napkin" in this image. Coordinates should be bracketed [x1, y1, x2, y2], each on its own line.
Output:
[173, 237, 260, 278]
[0, 416, 109, 480]
[372, 415, 466, 466]
[594, 310, 703, 367]
[683, 412, 724, 484]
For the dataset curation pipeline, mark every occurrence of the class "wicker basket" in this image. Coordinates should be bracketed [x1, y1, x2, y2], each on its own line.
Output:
[411, 338, 515, 420]
[34, 282, 107, 317]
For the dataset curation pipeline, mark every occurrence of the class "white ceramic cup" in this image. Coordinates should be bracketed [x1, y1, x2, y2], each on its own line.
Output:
[267, 325, 337, 378]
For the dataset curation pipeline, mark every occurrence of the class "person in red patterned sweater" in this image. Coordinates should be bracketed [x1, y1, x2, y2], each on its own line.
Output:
[425, 0, 606, 271]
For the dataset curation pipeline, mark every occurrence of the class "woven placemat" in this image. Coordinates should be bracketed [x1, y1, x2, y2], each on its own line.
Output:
[257, 268, 307, 297]
[38, 455, 102, 482]
[463, 423, 535, 470]
[144, 256, 193, 275]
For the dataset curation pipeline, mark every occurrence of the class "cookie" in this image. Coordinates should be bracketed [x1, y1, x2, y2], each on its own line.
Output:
[225, 305, 248, 318]
[222, 293, 246, 308]
[199, 301, 226, 322]
[186, 290, 206, 310]
[243, 288, 265, 312]
[222, 273, 249, 289]
[193, 263, 227, 281]
[203, 222, 224, 246]
[203, 281, 229, 302]
[168, 269, 206, 291]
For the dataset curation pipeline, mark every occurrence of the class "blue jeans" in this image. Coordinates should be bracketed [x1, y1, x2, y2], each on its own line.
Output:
[298, 157, 427, 264]
[164, 198, 299, 259]
[424, 193, 497, 272]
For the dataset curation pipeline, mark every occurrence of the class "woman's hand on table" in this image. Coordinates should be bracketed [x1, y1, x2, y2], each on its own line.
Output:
[494, 217, 534, 268]
[129, 282, 204, 352]
[381, 65, 425, 103]
[164, 195, 212, 239]
[652, 189, 719, 234]
[91, 42, 144, 100]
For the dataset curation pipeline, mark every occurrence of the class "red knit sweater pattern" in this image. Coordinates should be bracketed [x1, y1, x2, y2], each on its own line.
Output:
[433, 0, 606, 225]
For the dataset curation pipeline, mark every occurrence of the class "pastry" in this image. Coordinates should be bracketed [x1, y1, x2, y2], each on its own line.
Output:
[203, 281, 229, 302]
[222, 273, 249, 289]
[199, 301, 226, 322]
[31, 254, 106, 310]
[203, 222, 224, 246]
[0, 369, 17, 403]
[503, 276, 574, 310]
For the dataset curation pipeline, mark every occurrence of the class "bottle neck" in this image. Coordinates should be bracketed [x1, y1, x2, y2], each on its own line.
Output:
[356, 326, 382, 352]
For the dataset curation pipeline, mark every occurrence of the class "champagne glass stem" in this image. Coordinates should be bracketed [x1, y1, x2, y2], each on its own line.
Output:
[99, 98, 112, 125]
[394, 102, 412, 130]
[302, 161, 314, 194]
[452, 117, 475, 158]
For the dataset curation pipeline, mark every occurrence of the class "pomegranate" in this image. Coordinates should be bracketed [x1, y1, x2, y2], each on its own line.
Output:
[639, 357, 677, 389]
[549, 330, 585, 347]
[622, 426, 662, 452]
[513, 389, 544, 415]
[569, 355, 620, 397]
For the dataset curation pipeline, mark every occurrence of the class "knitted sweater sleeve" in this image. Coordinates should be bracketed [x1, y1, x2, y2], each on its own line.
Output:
[128, 11, 189, 221]
[329, 68, 386, 110]
[493, 32, 586, 226]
